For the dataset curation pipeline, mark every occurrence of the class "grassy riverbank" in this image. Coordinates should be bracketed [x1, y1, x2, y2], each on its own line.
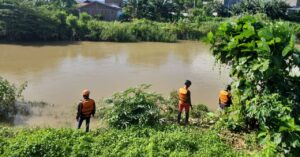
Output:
[0, 125, 249, 157]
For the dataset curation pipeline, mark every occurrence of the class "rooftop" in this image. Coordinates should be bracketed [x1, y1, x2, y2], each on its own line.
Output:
[77, 0, 121, 9]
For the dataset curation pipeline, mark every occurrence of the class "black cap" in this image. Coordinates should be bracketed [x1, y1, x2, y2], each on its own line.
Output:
[185, 80, 192, 86]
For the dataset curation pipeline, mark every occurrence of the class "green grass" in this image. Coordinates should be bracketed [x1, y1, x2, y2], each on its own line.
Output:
[0, 125, 248, 157]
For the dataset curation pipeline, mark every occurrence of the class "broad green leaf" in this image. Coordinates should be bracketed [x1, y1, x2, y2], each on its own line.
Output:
[275, 37, 281, 43]
[238, 41, 255, 49]
[239, 22, 255, 39]
[282, 34, 295, 57]
[257, 39, 271, 53]
[207, 31, 214, 43]
[227, 38, 238, 50]
[260, 60, 270, 72]
[258, 28, 273, 41]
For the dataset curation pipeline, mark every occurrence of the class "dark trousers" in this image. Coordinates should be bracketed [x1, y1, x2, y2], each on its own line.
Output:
[220, 103, 231, 109]
[178, 111, 189, 124]
[178, 103, 190, 124]
[77, 116, 90, 132]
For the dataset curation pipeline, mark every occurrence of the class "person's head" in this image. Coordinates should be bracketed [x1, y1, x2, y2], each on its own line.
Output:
[82, 89, 90, 99]
[226, 85, 231, 91]
[184, 80, 192, 88]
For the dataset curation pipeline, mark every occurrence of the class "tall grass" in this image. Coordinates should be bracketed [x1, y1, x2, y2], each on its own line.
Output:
[85, 19, 180, 42]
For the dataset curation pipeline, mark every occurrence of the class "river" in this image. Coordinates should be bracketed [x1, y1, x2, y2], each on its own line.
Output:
[0, 41, 230, 127]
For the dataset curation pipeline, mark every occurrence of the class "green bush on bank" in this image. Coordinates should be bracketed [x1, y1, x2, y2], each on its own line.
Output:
[105, 85, 163, 129]
[209, 15, 300, 155]
[0, 77, 26, 122]
[85, 19, 178, 42]
[0, 125, 247, 157]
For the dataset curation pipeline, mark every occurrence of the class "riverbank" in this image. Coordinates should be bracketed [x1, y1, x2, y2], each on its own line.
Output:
[0, 125, 252, 156]
[0, 0, 221, 42]
[0, 18, 220, 42]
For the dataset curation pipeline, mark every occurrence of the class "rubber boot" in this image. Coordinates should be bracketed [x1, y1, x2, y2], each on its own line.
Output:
[177, 112, 182, 124]
[185, 112, 189, 125]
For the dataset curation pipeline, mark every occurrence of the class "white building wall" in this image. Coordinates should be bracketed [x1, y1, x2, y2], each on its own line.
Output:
[221, 0, 300, 8]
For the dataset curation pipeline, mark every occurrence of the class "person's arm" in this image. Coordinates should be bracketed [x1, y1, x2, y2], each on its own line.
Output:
[92, 101, 96, 117]
[228, 93, 232, 105]
[76, 102, 82, 121]
[188, 90, 192, 108]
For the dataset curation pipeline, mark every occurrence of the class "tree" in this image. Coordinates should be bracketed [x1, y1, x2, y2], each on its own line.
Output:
[209, 15, 300, 155]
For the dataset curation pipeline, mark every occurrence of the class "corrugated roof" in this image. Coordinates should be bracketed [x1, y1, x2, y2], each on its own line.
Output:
[78, 1, 121, 9]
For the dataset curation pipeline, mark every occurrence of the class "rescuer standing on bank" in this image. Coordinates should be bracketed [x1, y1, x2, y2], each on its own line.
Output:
[178, 80, 192, 125]
[76, 89, 96, 132]
[219, 85, 232, 109]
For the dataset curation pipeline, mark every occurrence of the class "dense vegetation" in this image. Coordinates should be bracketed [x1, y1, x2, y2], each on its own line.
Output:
[1, 0, 300, 42]
[209, 15, 300, 155]
[0, 125, 248, 157]
[2, 0, 300, 156]
[123, 0, 294, 21]
[229, 0, 290, 20]
[0, 0, 220, 42]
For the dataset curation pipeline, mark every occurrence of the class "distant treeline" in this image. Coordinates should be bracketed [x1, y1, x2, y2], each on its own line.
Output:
[0, 0, 220, 42]
[1, 0, 299, 42]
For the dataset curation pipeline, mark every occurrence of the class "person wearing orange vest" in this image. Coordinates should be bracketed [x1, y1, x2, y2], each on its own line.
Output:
[219, 85, 232, 109]
[178, 80, 192, 125]
[76, 89, 96, 132]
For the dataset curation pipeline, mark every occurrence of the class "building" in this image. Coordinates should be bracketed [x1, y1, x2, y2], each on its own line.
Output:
[77, 0, 122, 21]
[221, 0, 300, 8]
[105, 0, 123, 7]
[286, 0, 300, 7]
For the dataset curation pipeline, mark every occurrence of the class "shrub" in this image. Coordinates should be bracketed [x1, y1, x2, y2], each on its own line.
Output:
[85, 20, 105, 41]
[209, 15, 300, 155]
[191, 104, 209, 118]
[230, 0, 289, 20]
[160, 90, 178, 122]
[106, 84, 164, 128]
[100, 22, 136, 42]
[0, 77, 26, 122]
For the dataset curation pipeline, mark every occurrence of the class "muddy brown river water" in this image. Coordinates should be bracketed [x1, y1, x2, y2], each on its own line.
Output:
[0, 41, 230, 127]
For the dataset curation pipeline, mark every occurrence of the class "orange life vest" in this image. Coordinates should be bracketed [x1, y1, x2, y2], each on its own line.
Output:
[179, 88, 189, 104]
[81, 99, 95, 117]
[219, 90, 230, 104]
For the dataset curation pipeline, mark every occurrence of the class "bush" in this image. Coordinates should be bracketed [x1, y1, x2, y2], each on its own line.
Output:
[191, 104, 209, 118]
[100, 22, 136, 42]
[0, 77, 25, 122]
[106, 84, 164, 129]
[209, 15, 300, 155]
[159, 90, 178, 122]
[230, 0, 289, 20]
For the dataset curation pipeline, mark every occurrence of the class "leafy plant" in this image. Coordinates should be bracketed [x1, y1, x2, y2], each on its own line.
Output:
[0, 125, 247, 156]
[230, 0, 289, 20]
[0, 77, 26, 122]
[209, 15, 300, 155]
[106, 84, 164, 129]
